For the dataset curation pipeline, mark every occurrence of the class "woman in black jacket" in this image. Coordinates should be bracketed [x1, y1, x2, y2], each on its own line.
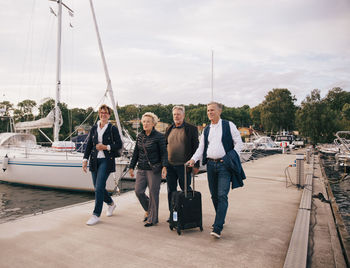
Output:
[83, 104, 122, 225]
[129, 112, 168, 227]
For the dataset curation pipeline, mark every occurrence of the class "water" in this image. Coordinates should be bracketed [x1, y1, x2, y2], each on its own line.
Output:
[0, 179, 135, 224]
[320, 154, 350, 234]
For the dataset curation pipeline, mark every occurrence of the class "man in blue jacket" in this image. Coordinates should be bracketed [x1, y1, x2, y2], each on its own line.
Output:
[187, 102, 244, 238]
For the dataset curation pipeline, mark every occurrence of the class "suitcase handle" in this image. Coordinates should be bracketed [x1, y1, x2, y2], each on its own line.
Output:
[184, 163, 195, 198]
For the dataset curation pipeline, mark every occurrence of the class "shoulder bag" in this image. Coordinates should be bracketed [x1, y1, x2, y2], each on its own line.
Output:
[142, 136, 162, 174]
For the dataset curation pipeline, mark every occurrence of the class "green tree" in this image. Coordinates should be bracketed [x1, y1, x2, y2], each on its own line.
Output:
[340, 103, 350, 130]
[250, 104, 262, 130]
[222, 106, 239, 124]
[0, 101, 14, 132]
[14, 99, 37, 122]
[236, 105, 252, 127]
[186, 105, 208, 126]
[324, 87, 350, 112]
[296, 89, 336, 144]
[260, 88, 296, 133]
[342, 103, 350, 121]
[139, 104, 173, 124]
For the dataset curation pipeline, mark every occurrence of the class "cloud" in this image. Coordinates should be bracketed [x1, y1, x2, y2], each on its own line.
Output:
[0, 0, 349, 110]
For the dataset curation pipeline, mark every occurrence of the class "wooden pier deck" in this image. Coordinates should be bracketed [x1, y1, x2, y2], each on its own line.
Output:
[0, 153, 346, 267]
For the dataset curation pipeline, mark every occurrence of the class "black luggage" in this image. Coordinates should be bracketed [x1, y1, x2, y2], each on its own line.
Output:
[169, 165, 203, 235]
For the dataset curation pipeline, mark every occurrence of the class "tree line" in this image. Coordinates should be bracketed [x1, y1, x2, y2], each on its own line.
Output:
[1, 87, 349, 145]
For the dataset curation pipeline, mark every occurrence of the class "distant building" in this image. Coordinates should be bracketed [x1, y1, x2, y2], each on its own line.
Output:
[127, 119, 141, 130]
[238, 127, 253, 137]
[155, 121, 170, 133]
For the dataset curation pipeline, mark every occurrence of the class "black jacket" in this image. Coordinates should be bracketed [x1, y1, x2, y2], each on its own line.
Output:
[129, 128, 168, 170]
[165, 121, 199, 168]
[83, 123, 122, 173]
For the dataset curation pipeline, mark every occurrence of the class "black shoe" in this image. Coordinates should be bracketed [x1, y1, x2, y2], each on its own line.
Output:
[143, 212, 148, 222]
[144, 222, 153, 227]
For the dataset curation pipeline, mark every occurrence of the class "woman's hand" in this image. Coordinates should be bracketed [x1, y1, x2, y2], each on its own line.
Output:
[161, 166, 167, 179]
[129, 168, 135, 178]
[96, 143, 107, 151]
[82, 161, 88, 173]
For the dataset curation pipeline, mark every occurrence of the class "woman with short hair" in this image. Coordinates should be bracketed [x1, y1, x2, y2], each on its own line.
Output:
[129, 112, 168, 227]
[83, 104, 122, 225]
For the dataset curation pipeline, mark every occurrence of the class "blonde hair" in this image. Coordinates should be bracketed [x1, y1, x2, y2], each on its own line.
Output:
[141, 112, 159, 126]
[172, 105, 185, 114]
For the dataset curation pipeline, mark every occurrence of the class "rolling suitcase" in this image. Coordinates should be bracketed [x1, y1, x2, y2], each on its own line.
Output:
[169, 164, 203, 235]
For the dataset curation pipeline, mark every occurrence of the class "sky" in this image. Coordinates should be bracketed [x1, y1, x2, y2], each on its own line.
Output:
[0, 0, 349, 110]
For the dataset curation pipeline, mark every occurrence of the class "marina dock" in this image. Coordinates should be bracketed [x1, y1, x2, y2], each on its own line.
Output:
[0, 152, 347, 267]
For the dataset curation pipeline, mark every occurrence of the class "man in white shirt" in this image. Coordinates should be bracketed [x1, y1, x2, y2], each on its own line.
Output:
[187, 102, 243, 238]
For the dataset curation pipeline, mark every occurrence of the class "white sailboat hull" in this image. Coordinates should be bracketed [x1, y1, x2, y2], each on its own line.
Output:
[0, 148, 129, 192]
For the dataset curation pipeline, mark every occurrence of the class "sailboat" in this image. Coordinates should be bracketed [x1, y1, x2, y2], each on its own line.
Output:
[0, 0, 131, 192]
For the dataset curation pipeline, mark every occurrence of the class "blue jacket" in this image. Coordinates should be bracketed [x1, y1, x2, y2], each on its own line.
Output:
[84, 123, 122, 173]
[222, 149, 246, 189]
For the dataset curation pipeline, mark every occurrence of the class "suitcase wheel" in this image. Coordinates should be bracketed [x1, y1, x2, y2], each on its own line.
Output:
[200, 226, 203, 231]
[169, 225, 174, 231]
[177, 228, 181, 235]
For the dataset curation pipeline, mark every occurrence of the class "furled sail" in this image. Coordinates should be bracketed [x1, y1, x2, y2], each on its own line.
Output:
[15, 108, 62, 131]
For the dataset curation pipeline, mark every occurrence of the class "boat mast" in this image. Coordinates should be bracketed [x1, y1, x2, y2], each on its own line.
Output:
[211, 49, 214, 101]
[89, 0, 123, 140]
[54, 0, 63, 142]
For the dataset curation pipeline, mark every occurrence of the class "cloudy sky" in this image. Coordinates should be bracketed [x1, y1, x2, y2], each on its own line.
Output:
[0, 0, 349, 110]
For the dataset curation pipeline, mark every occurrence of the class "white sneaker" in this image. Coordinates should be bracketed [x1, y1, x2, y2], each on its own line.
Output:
[86, 215, 100, 225]
[106, 203, 116, 217]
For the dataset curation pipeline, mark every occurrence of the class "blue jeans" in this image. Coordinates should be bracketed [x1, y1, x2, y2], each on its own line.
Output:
[206, 160, 231, 232]
[91, 158, 113, 217]
[166, 164, 192, 211]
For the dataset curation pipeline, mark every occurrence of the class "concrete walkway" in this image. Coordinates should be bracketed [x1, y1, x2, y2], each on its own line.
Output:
[0, 153, 331, 267]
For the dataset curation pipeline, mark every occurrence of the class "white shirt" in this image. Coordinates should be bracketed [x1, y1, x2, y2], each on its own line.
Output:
[191, 119, 243, 163]
[97, 121, 110, 158]
[83, 121, 111, 162]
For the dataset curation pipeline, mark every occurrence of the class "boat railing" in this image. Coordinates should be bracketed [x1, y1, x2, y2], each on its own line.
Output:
[335, 131, 350, 153]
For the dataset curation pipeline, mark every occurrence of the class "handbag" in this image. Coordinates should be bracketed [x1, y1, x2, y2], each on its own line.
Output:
[142, 136, 162, 174]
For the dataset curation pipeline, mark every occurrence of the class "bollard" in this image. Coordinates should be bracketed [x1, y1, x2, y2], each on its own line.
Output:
[306, 149, 310, 164]
[296, 154, 304, 188]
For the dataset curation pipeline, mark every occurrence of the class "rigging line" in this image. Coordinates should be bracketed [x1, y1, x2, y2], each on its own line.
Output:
[37, 9, 56, 98]
[65, 7, 75, 111]
[18, 0, 37, 105]
[63, 93, 106, 141]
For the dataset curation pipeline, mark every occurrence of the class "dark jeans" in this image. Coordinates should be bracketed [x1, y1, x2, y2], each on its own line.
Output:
[166, 164, 192, 211]
[91, 158, 113, 217]
[206, 160, 231, 232]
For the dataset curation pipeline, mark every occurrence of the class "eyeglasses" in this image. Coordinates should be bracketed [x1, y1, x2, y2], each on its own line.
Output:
[99, 112, 110, 115]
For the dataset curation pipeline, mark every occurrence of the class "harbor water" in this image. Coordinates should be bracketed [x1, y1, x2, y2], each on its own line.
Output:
[0, 179, 136, 224]
[320, 153, 350, 234]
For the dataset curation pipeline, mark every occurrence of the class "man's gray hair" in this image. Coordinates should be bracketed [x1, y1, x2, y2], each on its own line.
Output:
[207, 101, 223, 110]
[172, 105, 185, 113]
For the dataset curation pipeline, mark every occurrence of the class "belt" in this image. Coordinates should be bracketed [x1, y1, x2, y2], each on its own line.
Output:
[207, 158, 223, 162]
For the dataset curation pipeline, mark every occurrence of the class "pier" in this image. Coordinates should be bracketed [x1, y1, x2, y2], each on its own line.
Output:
[0, 152, 347, 267]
